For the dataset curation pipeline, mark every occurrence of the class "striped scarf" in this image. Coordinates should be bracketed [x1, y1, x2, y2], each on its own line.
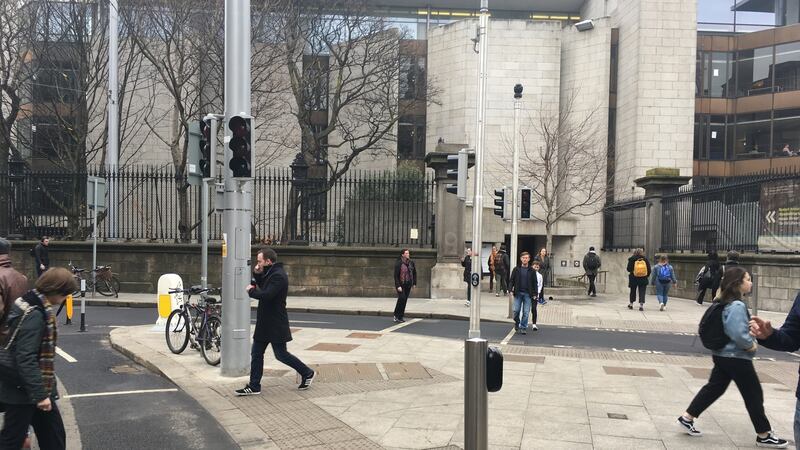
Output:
[20, 291, 56, 394]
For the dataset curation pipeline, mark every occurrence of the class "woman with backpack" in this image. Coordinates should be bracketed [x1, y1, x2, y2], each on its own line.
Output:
[696, 251, 722, 305]
[626, 248, 651, 311]
[677, 266, 788, 448]
[0, 267, 77, 450]
[651, 255, 677, 311]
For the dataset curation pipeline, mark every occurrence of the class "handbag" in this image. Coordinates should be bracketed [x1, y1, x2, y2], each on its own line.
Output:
[0, 305, 37, 384]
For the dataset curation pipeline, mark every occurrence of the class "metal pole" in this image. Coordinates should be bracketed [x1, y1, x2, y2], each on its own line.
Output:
[751, 270, 759, 315]
[92, 179, 98, 299]
[201, 178, 209, 289]
[79, 279, 86, 332]
[465, 2, 490, 450]
[107, 0, 119, 239]
[508, 86, 522, 319]
[465, 338, 488, 450]
[221, 0, 252, 377]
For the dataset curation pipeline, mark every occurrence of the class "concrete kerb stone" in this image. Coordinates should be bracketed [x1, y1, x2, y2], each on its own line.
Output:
[108, 328, 273, 449]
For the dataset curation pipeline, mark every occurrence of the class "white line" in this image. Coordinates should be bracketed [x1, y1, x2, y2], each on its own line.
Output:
[289, 320, 332, 324]
[790, 352, 800, 358]
[380, 318, 423, 333]
[63, 388, 179, 399]
[500, 327, 516, 346]
[56, 347, 77, 363]
[553, 345, 574, 349]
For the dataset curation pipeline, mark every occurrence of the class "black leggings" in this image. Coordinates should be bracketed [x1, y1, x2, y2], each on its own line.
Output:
[629, 284, 646, 304]
[687, 355, 771, 434]
[0, 401, 65, 450]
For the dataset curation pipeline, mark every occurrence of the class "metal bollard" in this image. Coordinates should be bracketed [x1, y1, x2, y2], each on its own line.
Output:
[465, 338, 488, 450]
[79, 279, 87, 332]
[751, 271, 759, 316]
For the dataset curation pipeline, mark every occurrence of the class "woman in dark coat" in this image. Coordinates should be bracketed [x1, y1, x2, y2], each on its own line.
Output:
[626, 248, 651, 311]
[0, 267, 76, 450]
[696, 251, 722, 305]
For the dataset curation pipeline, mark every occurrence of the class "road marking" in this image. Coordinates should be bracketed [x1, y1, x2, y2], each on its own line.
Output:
[289, 320, 332, 324]
[790, 352, 800, 358]
[380, 318, 422, 333]
[500, 328, 516, 346]
[612, 348, 664, 355]
[56, 347, 77, 363]
[64, 388, 179, 399]
[553, 345, 574, 348]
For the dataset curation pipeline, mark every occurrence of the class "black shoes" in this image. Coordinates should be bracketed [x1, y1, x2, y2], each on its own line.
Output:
[234, 385, 261, 396]
[676, 416, 702, 436]
[299, 370, 315, 390]
[756, 432, 788, 448]
[627, 303, 633, 310]
[393, 317, 405, 323]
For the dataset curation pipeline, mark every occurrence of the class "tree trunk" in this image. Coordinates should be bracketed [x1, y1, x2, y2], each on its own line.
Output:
[280, 186, 301, 243]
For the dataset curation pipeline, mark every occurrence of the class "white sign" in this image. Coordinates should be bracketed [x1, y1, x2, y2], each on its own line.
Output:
[409, 228, 419, 239]
[713, 68, 719, 77]
[711, 131, 717, 139]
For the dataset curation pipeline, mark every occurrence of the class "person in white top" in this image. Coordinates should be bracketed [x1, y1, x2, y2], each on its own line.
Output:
[528, 261, 544, 331]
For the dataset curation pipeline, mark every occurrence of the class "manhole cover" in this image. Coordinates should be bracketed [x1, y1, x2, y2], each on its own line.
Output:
[347, 332, 382, 339]
[504, 354, 545, 364]
[308, 363, 383, 382]
[306, 343, 360, 353]
[684, 367, 780, 384]
[110, 364, 140, 374]
[607, 413, 628, 420]
[603, 366, 662, 378]
[383, 362, 432, 380]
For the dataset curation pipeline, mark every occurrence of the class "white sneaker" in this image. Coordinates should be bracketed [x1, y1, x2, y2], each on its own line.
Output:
[531, 324, 538, 331]
[495, 293, 499, 297]
[464, 300, 471, 307]
[659, 303, 665, 311]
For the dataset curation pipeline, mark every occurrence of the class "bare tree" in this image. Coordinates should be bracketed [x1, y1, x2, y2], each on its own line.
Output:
[122, 0, 224, 241]
[272, 0, 437, 241]
[517, 93, 608, 255]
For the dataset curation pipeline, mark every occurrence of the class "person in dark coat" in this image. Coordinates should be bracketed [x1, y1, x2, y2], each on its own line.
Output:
[393, 249, 417, 323]
[0, 267, 76, 450]
[696, 251, 722, 305]
[494, 245, 510, 296]
[750, 291, 800, 446]
[582, 246, 601, 297]
[462, 248, 473, 306]
[33, 237, 50, 278]
[0, 238, 28, 325]
[236, 248, 314, 396]
[508, 252, 539, 335]
[626, 248, 651, 311]
[725, 250, 741, 268]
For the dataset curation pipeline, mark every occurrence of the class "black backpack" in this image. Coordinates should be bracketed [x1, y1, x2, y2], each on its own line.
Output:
[585, 254, 599, 270]
[698, 301, 730, 350]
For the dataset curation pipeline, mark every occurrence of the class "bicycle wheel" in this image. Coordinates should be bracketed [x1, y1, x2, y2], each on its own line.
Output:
[200, 316, 222, 366]
[96, 278, 115, 297]
[109, 275, 121, 298]
[165, 309, 190, 354]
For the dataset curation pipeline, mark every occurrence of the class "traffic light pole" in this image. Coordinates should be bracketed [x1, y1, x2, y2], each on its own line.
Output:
[465, 1, 489, 449]
[221, 0, 252, 377]
[107, 0, 119, 240]
[508, 86, 522, 319]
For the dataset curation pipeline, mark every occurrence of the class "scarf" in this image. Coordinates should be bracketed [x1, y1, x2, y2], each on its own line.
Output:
[20, 291, 56, 394]
[399, 257, 412, 284]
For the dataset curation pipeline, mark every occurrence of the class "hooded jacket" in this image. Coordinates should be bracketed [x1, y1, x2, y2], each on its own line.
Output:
[0, 255, 28, 325]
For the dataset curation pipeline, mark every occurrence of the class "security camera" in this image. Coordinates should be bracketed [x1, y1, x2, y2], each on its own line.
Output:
[514, 84, 523, 99]
[575, 19, 594, 32]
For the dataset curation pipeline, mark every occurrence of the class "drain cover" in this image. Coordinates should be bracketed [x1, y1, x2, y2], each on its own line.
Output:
[607, 413, 628, 420]
[110, 364, 140, 374]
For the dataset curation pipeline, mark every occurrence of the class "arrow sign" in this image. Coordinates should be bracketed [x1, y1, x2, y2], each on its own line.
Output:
[766, 210, 777, 224]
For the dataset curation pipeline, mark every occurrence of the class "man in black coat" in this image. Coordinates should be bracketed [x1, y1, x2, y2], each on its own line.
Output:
[392, 249, 417, 323]
[33, 237, 50, 278]
[235, 248, 314, 396]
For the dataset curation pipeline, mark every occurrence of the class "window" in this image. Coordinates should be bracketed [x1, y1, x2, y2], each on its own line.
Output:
[710, 52, 733, 97]
[735, 47, 774, 97]
[399, 56, 426, 101]
[708, 115, 726, 160]
[31, 120, 78, 161]
[733, 113, 771, 158]
[33, 66, 81, 104]
[397, 116, 425, 160]
[302, 55, 329, 111]
[773, 111, 800, 156]
[774, 41, 800, 92]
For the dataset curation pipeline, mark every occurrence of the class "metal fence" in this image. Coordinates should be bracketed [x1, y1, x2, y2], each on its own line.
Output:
[1, 166, 436, 247]
[602, 197, 647, 250]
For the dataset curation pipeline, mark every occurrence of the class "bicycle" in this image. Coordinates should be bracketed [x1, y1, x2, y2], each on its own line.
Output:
[164, 286, 222, 366]
[68, 262, 121, 297]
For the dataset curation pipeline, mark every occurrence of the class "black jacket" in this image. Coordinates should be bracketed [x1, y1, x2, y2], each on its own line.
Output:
[703, 258, 722, 290]
[0, 292, 55, 405]
[393, 258, 417, 288]
[758, 292, 800, 398]
[583, 252, 601, 276]
[508, 265, 538, 296]
[34, 243, 49, 268]
[461, 256, 471, 283]
[494, 251, 510, 275]
[248, 263, 292, 343]
[626, 255, 651, 287]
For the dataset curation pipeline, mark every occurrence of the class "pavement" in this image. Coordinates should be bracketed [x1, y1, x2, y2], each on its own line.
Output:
[106, 290, 799, 449]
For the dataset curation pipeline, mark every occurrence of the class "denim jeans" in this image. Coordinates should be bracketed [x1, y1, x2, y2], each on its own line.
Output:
[794, 398, 799, 448]
[249, 340, 312, 391]
[513, 293, 532, 330]
[655, 281, 671, 305]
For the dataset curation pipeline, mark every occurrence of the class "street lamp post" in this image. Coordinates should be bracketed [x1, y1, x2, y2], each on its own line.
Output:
[508, 84, 522, 319]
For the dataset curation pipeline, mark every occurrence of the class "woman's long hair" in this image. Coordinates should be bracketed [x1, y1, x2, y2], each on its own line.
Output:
[716, 266, 749, 304]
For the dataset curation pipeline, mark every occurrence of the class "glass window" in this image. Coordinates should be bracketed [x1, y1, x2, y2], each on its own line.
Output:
[708, 115, 726, 160]
[773, 113, 800, 156]
[710, 52, 733, 97]
[733, 116, 771, 159]
[774, 41, 800, 92]
[735, 47, 774, 96]
[302, 55, 329, 111]
[399, 56, 426, 100]
[397, 116, 425, 160]
[694, 115, 702, 159]
[697, 52, 708, 96]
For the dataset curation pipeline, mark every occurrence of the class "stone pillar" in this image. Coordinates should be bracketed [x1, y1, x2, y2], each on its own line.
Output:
[635, 168, 691, 261]
[425, 144, 474, 298]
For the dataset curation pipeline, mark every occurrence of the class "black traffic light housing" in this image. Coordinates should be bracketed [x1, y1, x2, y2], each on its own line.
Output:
[199, 118, 212, 178]
[520, 187, 532, 220]
[493, 187, 508, 219]
[228, 115, 252, 178]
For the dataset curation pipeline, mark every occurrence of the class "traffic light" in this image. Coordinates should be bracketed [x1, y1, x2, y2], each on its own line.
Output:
[227, 115, 252, 178]
[199, 118, 212, 178]
[520, 187, 532, 220]
[444, 149, 469, 200]
[494, 186, 509, 219]
[187, 120, 203, 185]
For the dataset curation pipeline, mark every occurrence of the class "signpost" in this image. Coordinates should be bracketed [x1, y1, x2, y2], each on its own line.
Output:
[759, 179, 800, 252]
[85, 176, 106, 331]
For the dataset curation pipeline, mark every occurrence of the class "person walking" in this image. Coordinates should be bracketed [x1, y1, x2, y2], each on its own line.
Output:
[462, 248, 473, 306]
[725, 250, 741, 268]
[627, 248, 651, 311]
[236, 248, 315, 396]
[582, 246, 601, 297]
[494, 245, 510, 297]
[696, 251, 722, 305]
[750, 291, 800, 446]
[528, 260, 544, 331]
[392, 249, 416, 323]
[534, 248, 550, 287]
[0, 238, 29, 325]
[677, 267, 788, 448]
[0, 267, 77, 450]
[33, 237, 50, 278]
[488, 246, 497, 293]
[651, 255, 677, 311]
[508, 252, 537, 335]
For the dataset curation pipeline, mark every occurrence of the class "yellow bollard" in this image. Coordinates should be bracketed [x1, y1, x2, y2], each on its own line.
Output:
[66, 295, 73, 320]
[158, 294, 172, 319]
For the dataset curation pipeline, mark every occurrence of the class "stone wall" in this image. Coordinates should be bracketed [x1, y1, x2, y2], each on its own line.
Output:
[7, 241, 435, 297]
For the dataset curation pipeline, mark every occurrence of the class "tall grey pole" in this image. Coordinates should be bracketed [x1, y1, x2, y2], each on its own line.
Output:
[465, 1, 490, 449]
[107, 0, 119, 239]
[201, 179, 209, 289]
[508, 85, 522, 319]
[92, 179, 98, 298]
[221, 0, 253, 377]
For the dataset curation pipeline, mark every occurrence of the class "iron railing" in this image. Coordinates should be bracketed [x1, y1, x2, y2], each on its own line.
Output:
[602, 196, 647, 250]
[1, 166, 436, 248]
